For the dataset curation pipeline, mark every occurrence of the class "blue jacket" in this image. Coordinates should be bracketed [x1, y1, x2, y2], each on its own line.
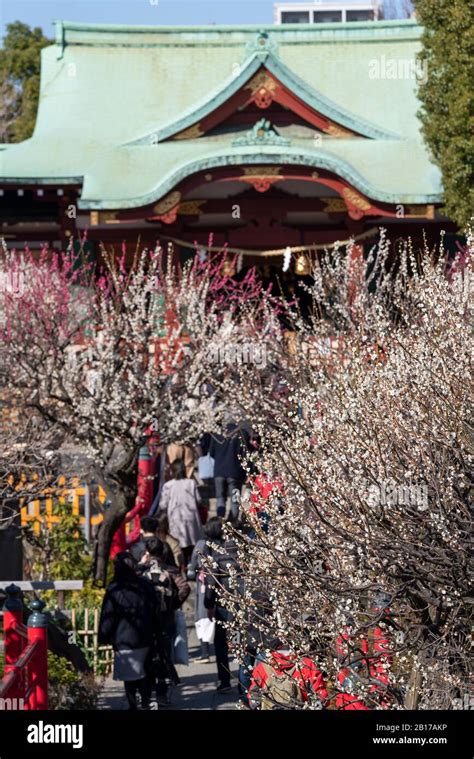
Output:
[209, 425, 250, 479]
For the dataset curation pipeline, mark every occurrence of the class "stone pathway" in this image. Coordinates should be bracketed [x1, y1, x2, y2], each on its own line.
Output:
[99, 598, 240, 711]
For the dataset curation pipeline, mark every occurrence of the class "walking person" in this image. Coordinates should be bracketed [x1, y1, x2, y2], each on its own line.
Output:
[196, 432, 215, 524]
[187, 536, 213, 663]
[130, 516, 158, 562]
[209, 422, 251, 522]
[249, 648, 328, 709]
[166, 442, 196, 479]
[204, 518, 238, 693]
[98, 552, 157, 710]
[157, 513, 184, 571]
[139, 537, 181, 705]
[159, 458, 203, 567]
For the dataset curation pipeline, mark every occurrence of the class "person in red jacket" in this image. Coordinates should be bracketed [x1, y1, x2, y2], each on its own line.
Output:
[249, 473, 284, 515]
[335, 594, 394, 710]
[335, 664, 371, 710]
[249, 648, 328, 709]
[335, 625, 369, 709]
[246, 471, 285, 538]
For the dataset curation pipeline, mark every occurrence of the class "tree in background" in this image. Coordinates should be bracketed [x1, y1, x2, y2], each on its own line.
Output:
[0, 21, 51, 143]
[415, 0, 474, 230]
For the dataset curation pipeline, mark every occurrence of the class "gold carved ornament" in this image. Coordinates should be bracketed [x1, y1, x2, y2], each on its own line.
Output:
[404, 204, 435, 219]
[239, 166, 283, 193]
[153, 191, 182, 216]
[342, 187, 372, 212]
[148, 191, 183, 224]
[323, 198, 348, 214]
[102, 212, 120, 225]
[178, 200, 207, 216]
[242, 166, 282, 177]
[326, 123, 355, 138]
[245, 73, 278, 109]
[89, 211, 120, 225]
[172, 124, 204, 140]
[245, 71, 278, 96]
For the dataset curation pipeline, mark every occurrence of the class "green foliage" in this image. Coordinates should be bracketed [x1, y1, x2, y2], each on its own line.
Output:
[0, 21, 51, 142]
[415, 0, 474, 229]
[47, 652, 102, 710]
[24, 500, 111, 614]
[26, 501, 91, 582]
[69, 581, 106, 611]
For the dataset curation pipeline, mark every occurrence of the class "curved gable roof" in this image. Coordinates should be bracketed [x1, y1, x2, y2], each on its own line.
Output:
[127, 43, 399, 146]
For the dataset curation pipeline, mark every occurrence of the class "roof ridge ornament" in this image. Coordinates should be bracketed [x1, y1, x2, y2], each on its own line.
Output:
[245, 30, 278, 61]
[232, 118, 291, 147]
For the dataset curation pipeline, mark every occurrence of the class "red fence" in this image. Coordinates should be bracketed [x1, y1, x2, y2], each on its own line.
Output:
[0, 585, 48, 710]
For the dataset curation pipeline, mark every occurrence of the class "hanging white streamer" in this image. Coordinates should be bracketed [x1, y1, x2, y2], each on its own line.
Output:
[282, 246, 292, 272]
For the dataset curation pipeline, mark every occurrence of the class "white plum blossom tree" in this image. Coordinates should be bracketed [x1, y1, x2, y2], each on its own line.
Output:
[217, 231, 473, 710]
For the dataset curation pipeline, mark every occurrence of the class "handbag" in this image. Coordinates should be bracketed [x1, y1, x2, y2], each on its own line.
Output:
[173, 610, 189, 666]
[195, 617, 215, 645]
[198, 454, 214, 480]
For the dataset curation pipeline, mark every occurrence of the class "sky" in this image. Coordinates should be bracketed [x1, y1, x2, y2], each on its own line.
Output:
[1, 0, 412, 38]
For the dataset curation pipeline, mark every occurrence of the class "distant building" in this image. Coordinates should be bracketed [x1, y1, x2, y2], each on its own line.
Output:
[274, 1, 381, 25]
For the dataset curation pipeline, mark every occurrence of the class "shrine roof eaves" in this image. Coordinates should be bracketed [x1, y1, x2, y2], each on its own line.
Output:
[73, 143, 442, 210]
[0, 138, 443, 209]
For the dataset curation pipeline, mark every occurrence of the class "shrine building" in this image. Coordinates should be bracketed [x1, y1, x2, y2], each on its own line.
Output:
[0, 19, 456, 267]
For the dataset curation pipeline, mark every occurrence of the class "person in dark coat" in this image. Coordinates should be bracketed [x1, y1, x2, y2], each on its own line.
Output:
[187, 537, 211, 662]
[130, 516, 158, 563]
[138, 537, 182, 704]
[204, 518, 238, 693]
[98, 551, 157, 710]
[209, 423, 251, 521]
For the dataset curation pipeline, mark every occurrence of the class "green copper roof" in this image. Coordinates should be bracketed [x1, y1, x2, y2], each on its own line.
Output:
[129, 45, 399, 145]
[0, 20, 442, 206]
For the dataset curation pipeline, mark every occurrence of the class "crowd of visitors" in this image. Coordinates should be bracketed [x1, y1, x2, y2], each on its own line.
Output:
[99, 426, 393, 710]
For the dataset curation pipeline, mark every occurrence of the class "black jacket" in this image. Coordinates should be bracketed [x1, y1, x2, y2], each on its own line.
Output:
[204, 538, 239, 614]
[98, 576, 157, 650]
[209, 425, 250, 480]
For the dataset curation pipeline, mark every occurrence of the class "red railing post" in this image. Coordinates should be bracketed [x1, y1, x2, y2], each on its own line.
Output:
[3, 584, 24, 701]
[26, 599, 48, 710]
